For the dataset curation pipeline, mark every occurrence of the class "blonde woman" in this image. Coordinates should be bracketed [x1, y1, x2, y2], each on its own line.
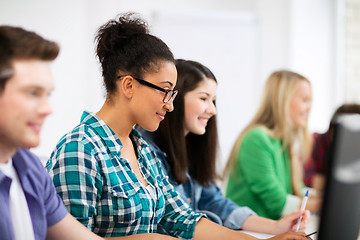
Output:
[225, 70, 322, 220]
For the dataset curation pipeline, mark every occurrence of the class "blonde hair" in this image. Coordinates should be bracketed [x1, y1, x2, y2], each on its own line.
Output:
[224, 70, 313, 197]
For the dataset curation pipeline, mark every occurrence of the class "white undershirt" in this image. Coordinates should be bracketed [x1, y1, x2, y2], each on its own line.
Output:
[146, 184, 157, 200]
[0, 159, 35, 240]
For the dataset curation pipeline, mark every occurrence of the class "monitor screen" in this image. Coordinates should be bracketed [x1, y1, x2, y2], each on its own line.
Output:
[318, 114, 360, 240]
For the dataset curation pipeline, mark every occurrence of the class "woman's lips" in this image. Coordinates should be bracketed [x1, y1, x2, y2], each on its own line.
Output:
[157, 113, 165, 120]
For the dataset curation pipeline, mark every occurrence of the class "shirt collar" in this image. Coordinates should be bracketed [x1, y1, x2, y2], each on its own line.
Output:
[131, 127, 150, 156]
[80, 111, 147, 158]
[12, 149, 31, 177]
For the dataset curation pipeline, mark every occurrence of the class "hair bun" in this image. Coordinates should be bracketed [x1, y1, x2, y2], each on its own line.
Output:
[115, 12, 149, 37]
[96, 12, 149, 63]
[94, 12, 174, 95]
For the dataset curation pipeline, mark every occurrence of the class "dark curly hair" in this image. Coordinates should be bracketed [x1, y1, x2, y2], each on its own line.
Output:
[95, 12, 175, 96]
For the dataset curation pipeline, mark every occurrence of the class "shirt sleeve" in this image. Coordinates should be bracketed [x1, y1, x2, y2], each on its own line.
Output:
[198, 183, 257, 230]
[39, 157, 68, 227]
[46, 140, 102, 231]
[156, 159, 204, 240]
[237, 129, 288, 219]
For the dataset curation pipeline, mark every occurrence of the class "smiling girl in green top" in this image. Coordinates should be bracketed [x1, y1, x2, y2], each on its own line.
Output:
[225, 70, 322, 220]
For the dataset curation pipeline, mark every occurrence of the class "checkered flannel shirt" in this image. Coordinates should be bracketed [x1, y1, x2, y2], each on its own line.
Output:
[46, 111, 204, 239]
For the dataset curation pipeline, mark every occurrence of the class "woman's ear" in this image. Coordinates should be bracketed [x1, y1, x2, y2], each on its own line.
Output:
[119, 76, 134, 99]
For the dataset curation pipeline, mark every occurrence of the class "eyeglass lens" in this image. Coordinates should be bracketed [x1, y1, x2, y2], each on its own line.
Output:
[164, 90, 178, 103]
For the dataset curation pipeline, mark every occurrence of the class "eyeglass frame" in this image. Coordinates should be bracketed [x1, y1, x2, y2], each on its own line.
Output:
[117, 75, 178, 103]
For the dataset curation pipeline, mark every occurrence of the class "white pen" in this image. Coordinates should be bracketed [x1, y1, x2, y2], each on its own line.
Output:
[295, 189, 309, 232]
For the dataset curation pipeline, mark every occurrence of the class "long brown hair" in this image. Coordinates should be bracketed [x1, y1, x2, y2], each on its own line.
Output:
[224, 70, 313, 196]
[152, 59, 219, 186]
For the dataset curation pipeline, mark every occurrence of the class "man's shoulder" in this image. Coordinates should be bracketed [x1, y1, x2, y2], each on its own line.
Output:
[13, 148, 49, 187]
[14, 148, 42, 167]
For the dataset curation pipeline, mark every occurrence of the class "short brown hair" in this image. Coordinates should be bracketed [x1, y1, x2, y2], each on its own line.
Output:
[0, 26, 59, 92]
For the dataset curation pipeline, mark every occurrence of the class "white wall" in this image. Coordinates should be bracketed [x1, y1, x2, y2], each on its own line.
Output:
[0, 0, 344, 169]
[289, 0, 341, 132]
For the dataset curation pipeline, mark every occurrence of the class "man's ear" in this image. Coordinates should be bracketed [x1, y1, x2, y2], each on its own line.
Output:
[119, 76, 134, 99]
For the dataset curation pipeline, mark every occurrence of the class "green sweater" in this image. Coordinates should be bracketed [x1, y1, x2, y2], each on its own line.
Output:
[225, 127, 292, 220]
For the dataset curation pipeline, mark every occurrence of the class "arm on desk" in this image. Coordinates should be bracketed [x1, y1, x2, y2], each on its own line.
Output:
[241, 210, 310, 235]
[193, 217, 311, 240]
[46, 213, 177, 240]
[46, 213, 103, 240]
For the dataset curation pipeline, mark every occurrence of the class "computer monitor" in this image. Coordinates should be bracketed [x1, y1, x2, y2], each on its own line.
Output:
[318, 114, 360, 240]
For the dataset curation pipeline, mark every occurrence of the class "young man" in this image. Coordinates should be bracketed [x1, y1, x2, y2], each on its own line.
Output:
[0, 26, 174, 240]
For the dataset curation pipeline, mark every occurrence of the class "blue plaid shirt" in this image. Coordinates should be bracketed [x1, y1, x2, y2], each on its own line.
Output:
[46, 111, 203, 239]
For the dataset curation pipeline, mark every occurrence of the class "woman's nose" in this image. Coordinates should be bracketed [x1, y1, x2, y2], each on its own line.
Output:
[164, 99, 174, 112]
[207, 102, 217, 116]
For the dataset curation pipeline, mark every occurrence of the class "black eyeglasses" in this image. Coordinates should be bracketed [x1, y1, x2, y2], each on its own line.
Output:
[117, 75, 178, 103]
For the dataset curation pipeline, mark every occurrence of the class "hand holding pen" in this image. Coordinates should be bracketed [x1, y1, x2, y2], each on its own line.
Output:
[296, 190, 309, 232]
[273, 207, 310, 234]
